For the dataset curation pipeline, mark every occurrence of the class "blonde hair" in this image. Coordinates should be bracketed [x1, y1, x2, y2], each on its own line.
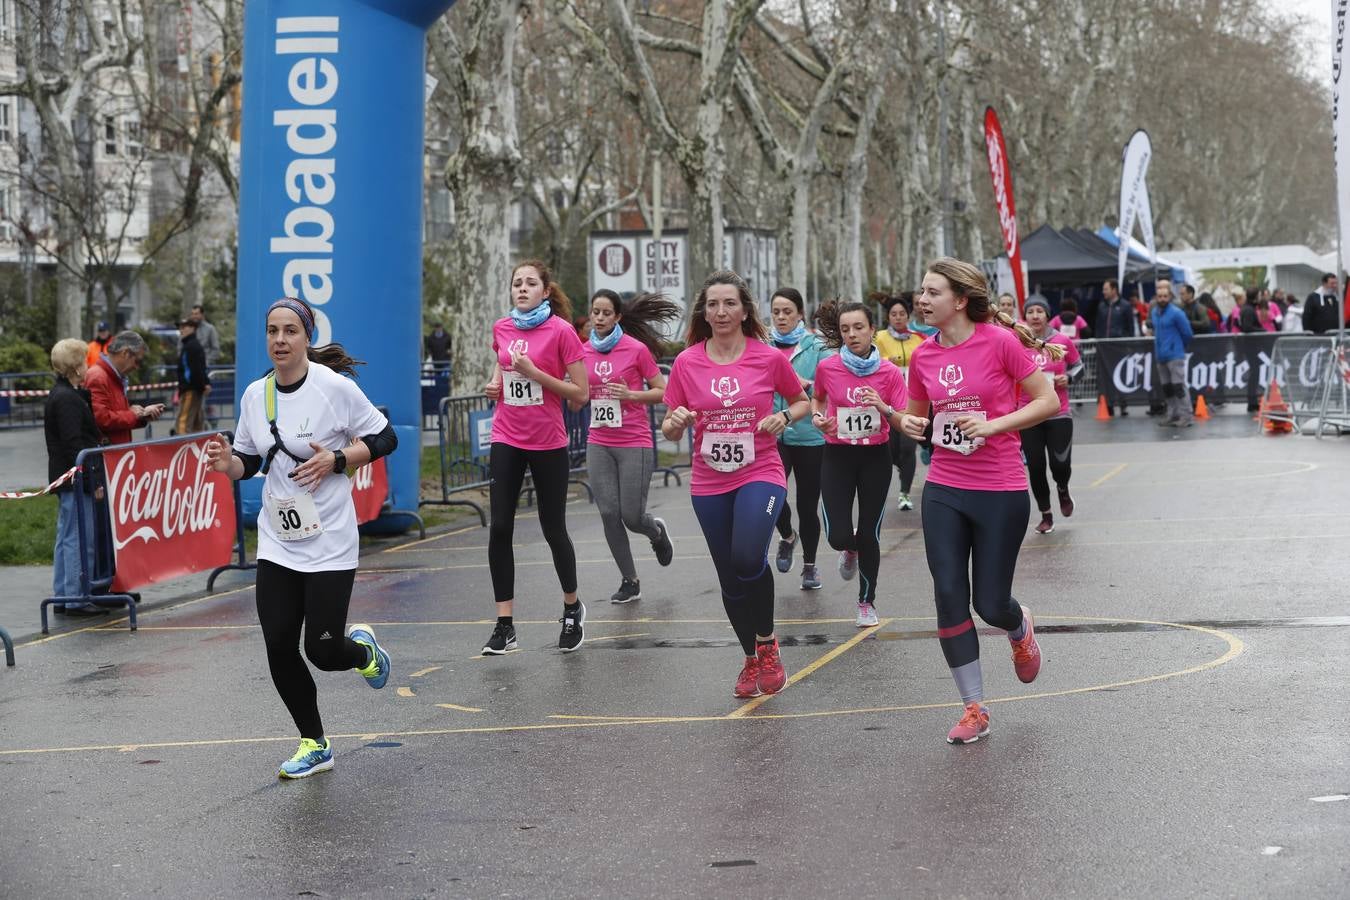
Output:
[926, 257, 1065, 360]
[50, 338, 88, 380]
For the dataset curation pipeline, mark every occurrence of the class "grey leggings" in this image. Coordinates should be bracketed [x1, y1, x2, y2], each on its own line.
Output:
[587, 443, 661, 580]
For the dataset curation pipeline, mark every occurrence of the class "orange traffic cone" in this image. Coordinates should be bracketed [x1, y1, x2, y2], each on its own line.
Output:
[1095, 395, 1110, 421]
[1194, 394, 1210, 420]
[1259, 380, 1293, 433]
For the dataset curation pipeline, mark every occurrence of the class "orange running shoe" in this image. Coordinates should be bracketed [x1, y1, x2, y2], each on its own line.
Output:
[1010, 603, 1042, 683]
[946, 702, 990, 744]
[734, 656, 761, 698]
[755, 638, 787, 694]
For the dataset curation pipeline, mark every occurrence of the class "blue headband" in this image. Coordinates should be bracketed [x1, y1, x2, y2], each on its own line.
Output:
[268, 298, 316, 342]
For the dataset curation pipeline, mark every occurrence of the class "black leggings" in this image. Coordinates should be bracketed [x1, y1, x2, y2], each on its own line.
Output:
[1019, 418, 1073, 514]
[921, 483, 1027, 671]
[820, 443, 892, 605]
[775, 442, 824, 564]
[886, 428, 918, 493]
[488, 442, 577, 603]
[255, 560, 365, 741]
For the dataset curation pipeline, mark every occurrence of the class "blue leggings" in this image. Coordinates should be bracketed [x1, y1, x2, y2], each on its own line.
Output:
[691, 481, 788, 656]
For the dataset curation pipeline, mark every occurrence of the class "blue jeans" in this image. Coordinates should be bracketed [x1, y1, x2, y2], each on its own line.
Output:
[52, 489, 95, 598]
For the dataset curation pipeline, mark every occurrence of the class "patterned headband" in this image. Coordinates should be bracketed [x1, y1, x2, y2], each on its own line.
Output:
[267, 298, 316, 342]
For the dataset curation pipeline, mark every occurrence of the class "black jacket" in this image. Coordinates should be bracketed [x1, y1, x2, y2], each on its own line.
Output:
[44, 378, 104, 490]
[1095, 298, 1136, 339]
[425, 330, 452, 363]
[178, 333, 209, 392]
[1304, 290, 1341, 335]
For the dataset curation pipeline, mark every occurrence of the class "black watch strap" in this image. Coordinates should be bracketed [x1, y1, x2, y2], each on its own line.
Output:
[332, 449, 347, 474]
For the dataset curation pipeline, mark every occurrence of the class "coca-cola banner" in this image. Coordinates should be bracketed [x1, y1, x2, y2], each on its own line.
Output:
[351, 456, 389, 526]
[103, 436, 235, 592]
[1091, 333, 1327, 402]
[982, 106, 1026, 306]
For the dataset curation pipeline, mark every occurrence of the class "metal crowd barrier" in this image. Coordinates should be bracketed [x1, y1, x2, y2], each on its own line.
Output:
[419, 394, 496, 525]
[0, 625, 12, 667]
[40, 431, 256, 634]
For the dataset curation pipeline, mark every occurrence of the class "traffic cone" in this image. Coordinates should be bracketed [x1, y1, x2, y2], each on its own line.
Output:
[1095, 395, 1110, 421]
[1259, 380, 1292, 433]
[1194, 394, 1210, 420]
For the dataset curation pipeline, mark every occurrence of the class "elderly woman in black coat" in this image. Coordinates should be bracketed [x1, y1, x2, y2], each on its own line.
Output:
[44, 338, 107, 616]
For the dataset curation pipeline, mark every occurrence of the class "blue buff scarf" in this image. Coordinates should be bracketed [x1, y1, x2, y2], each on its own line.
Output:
[839, 343, 882, 377]
[772, 321, 808, 346]
[589, 323, 623, 353]
[510, 299, 553, 330]
[887, 326, 910, 341]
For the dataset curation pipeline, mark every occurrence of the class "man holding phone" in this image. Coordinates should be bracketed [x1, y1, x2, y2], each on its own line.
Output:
[84, 330, 166, 444]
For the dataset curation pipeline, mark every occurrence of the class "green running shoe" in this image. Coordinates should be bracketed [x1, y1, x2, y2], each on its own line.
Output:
[348, 623, 390, 689]
[278, 737, 333, 779]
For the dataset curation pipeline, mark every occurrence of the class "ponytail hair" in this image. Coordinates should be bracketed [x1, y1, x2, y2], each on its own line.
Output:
[813, 298, 874, 349]
[591, 290, 681, 357]
[512, 259, 574, 324]
[266, 296, 365, 378]
[926, 257, 1065, 360]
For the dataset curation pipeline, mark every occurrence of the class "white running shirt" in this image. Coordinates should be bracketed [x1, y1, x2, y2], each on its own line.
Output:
[233, 362, 388, 572]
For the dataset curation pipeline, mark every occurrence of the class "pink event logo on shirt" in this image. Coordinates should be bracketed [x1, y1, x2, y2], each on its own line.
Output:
[711, 376, 742, 406]
[845, 386, 870, 405]
[507, 338, 529, 356]
[937, 364, 966, 396]
[594, 360, 614, 381]
[1033, 351, 1049, 368]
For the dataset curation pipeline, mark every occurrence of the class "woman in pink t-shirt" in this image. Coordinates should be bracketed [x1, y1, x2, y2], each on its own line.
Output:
[1019, 297, 1084, 535]
[809, 300, 908, 629]
[481, 260, 589, 657]
[898, 258, 1061, 745]
[662, 271, 809, 699]
[573, 290, 679, 605]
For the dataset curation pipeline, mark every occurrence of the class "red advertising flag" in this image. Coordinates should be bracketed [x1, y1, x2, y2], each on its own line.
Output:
[351, 456, 389, 526]
[982, 106, 1026, 307]
[104, 436, 235, 592]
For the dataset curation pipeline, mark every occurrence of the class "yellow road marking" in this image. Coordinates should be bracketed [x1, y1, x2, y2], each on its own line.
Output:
[585, 632, 651, 642]
[14, 585, 253, 649]
[725, 618, 891, 719]
[396, 687, 415, 698]
[436, 703, 484, 713]
[1089, 463, 1127, 487]
[409, 666, 442, 678]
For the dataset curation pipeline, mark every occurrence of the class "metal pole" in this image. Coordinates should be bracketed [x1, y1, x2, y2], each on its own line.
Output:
[937, 1, 954, 257]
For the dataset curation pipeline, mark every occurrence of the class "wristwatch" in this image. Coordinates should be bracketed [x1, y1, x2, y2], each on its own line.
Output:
[332, 449, 347, 474]
[781, 410, 792, 425]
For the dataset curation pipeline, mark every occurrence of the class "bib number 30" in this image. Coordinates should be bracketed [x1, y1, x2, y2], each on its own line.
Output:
[264, 490, 324, 542]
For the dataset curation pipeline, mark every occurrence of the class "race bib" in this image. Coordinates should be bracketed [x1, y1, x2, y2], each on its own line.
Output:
[700, 431, 755, 473]
[1058, 324, 1077, 338]
[503, 370, 543, 407]
[590, 398, 623, 428]
[836, 406, 882, 442]
[933, 410, 987, 456]
[264, 490, 324, 542]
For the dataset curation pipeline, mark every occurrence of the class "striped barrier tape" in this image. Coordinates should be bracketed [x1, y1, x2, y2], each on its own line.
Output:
[0, 381, 177, 398]
[0, 467, 77, 499]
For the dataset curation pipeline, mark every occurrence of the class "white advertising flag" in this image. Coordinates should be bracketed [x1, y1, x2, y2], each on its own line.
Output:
[1117, 130, 1153, 288]
[1333, 0, 1350, 277]
[1137, 185, 1157, 271]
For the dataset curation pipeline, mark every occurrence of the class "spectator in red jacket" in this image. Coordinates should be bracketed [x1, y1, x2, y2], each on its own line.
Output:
[83, 331, 166, 444]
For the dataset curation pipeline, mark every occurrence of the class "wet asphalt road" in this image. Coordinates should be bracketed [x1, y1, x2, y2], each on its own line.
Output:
[2, 414, 1348, 898]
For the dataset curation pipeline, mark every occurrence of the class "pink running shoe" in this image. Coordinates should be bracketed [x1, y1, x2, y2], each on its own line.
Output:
[756, 639, 787, 695]
[734, 656, 761, 698]
[947, 702, 990, 744]
[1010, 604, 1042, 683]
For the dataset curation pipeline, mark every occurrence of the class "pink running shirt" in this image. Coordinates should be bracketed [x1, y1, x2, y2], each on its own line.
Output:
[490, 314, 586, 451]
[907, 322, 1038, 492]
[581, 333, 661, 449]
[813, 354, 908, 446]
[1017, 332, 1080, 417]
[663, 339, 803, 496]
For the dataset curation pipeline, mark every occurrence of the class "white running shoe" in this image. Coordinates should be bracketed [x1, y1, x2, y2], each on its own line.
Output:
[855, 602, 879, 627]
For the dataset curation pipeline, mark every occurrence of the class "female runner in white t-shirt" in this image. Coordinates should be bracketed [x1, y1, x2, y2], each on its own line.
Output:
[205, 297, 398, 779]
[898, 259, 1062, 744]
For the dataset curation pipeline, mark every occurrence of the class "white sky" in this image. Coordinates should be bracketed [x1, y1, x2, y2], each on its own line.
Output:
[1279, 0, 1333, 87]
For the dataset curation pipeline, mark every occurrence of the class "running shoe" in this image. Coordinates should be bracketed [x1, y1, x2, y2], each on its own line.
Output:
[1057, 486, 1074, 518]
[800, 563, 822, 591]
[838, 549, 859, 581]
[734, 656, 761, 698]
[610, 578, 641, 604]
[1034, 513, 1054, 534]
[481, 621, 518, 655]
[756, 638, 787, 694]
[897, 492, 914, 511]
[1157, 417, 1179, 427]
[558, 600, 586, 652]
[855, 602, 879, 628]
[946, 703, 990, 744]
[278, 737, 333, 779]
[651, 517, 674, 567]
[775, 533, 798, 573]
[348, 623, 390, 689]
[1010, 604, 1041, 683]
